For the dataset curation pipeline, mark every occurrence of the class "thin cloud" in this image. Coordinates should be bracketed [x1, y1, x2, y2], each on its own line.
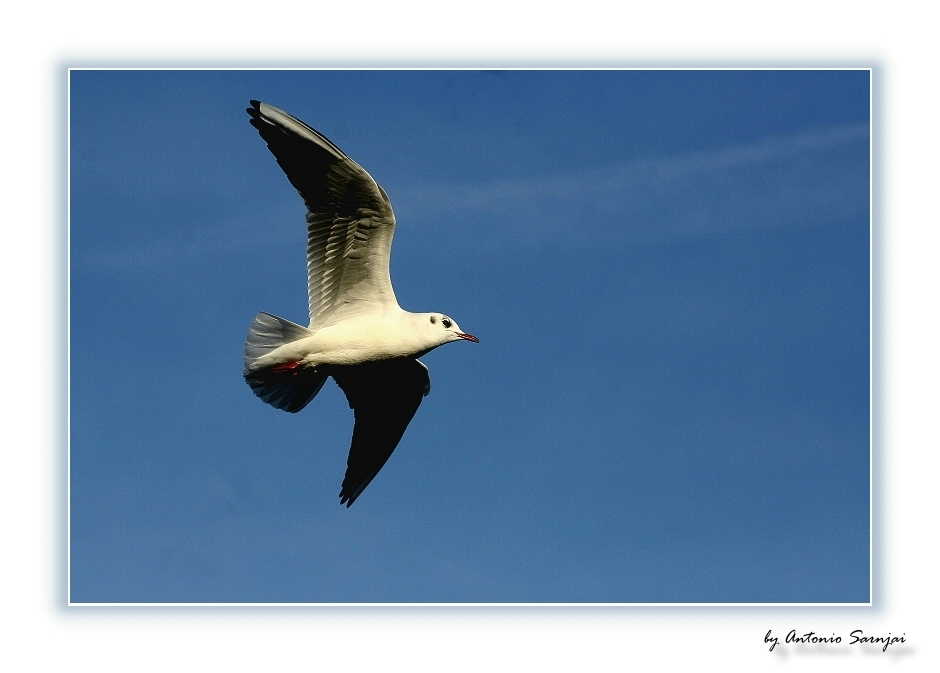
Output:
[394, 123, 869, 248]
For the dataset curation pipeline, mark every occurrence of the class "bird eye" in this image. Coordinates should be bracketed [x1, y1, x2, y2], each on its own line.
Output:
[429, 316, 436, 324]
[442, 318, 452, 328]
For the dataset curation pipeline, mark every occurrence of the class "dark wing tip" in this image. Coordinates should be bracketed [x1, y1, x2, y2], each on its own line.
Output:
[339, 484, 363, 507]
[339, 475, 371, 507]
[246, 101, 264, 123]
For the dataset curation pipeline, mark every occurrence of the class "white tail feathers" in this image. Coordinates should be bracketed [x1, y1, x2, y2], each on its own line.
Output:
[243, 312, 312, 371]
[243, 312, 326, 413]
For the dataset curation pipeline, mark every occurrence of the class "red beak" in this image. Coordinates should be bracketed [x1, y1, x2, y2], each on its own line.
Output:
[457, 332, 479, 343]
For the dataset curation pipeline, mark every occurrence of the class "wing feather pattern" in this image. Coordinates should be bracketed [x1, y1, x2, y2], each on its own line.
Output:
[247, 101, 399, 327]
[331, 359, 431, 507]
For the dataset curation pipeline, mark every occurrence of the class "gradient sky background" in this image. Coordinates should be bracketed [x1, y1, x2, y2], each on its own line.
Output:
[69, 69, 870, 603]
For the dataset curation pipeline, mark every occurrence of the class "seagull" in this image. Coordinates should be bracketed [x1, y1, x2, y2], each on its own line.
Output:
[242, 101, 478, 507]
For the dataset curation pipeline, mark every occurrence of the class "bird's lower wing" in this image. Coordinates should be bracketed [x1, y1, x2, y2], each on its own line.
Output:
[331, 358, 431, 507]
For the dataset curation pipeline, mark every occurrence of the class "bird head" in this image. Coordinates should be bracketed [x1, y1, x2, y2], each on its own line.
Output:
[425, 313, 479, 346]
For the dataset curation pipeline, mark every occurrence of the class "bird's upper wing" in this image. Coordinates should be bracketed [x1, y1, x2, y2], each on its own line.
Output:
[331, 358, 431, 507]
[247, 101, 400, 327]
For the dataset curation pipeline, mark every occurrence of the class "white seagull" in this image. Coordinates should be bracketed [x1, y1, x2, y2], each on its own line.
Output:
[242, 101, 479, 507]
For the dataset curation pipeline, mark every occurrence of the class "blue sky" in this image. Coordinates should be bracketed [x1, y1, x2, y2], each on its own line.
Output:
[69, 69, 870, 603]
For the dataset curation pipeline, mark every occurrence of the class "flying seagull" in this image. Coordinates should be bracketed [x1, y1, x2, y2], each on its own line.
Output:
[242, 101, 478, 507]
